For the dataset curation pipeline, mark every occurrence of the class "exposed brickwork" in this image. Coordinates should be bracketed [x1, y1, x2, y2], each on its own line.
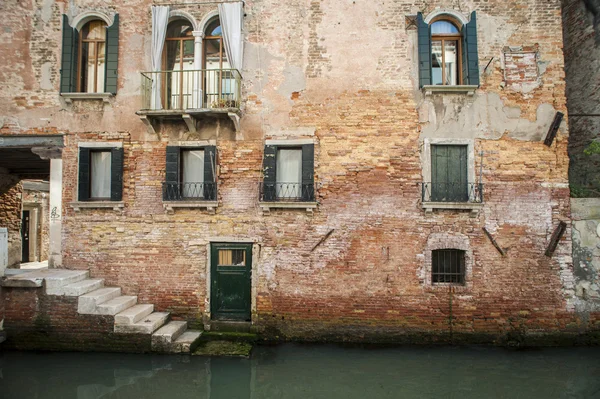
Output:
[0, 0, 597, 346]
[0, 173, 22, 267]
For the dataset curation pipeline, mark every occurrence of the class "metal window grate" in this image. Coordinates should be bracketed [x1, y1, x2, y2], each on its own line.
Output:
[432, 249, 465, 284]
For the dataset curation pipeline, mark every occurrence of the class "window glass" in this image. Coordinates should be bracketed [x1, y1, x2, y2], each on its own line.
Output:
[90, 151, 111, 199]
[431, 40, 443, 85]
[276, 149, 302, 199]
[80, 20, 107, 93]
[166, 20, 193, 39]
[182, 150, 204, 198]
[205, 19, 222, 37]
[218, 249, 246, 266]
[431, 20, 459, 34]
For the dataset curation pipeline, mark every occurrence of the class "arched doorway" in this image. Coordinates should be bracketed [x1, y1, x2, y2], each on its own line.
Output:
[163, 19, 195, 109]
[203, 17, 236, 107]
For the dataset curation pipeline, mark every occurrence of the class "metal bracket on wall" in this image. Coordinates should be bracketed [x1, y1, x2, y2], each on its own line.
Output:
[482, 227, 506, 257]
[545, 221, 567, 257]
[311, 229, 334, 252]
[543, 112, 564, 147]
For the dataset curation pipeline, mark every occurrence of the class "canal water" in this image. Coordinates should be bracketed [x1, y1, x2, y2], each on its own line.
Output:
[1, 344, 599, 399]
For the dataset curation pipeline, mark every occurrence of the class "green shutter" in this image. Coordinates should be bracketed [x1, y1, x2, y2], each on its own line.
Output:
[204, 146, 217, 200]
[461, 25, 468, 85]
[262, 145, 277, 201]
[301, 144, 315, 201]
[165, 146, 180, 200]
[417, 12, 432, 88]
[110, 147, 124, 201]
[104, 14, 119, 94]
[431, 145, 468, 202]
[78, 148, 91, 201]
[465, 12, 480, 86]
[60, 15, 78, 93]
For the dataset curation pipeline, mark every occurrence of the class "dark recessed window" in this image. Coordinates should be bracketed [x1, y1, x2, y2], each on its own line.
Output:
[432, 249, 465, 284]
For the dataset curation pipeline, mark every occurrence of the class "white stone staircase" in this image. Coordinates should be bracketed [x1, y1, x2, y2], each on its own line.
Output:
[2, 269, 202, 353]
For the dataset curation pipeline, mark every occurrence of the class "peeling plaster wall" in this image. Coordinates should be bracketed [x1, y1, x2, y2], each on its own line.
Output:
[571, 198, 600, 312]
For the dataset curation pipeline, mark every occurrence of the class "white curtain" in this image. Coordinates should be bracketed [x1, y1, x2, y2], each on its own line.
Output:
[91, 152, 111, 199]
[182, 150, 204, 198]
[276, 149, 302, 198]
[218, 2, 244, 73]
[151, 6, 170, 109]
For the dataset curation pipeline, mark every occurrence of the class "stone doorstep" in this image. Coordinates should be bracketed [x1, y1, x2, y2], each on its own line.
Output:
[115, 304, 155, 325]
[152, 321, 188, 345]
[53, 278, 104, 296]
[2, 269, 89, 289]
[173, 331, 203, 353]
[77, 287, 122, 314]
[114, 312, 170, 334]
[95, 296, 138, 316]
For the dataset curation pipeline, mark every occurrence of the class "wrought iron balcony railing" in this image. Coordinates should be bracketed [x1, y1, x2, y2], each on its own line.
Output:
[259, 182, 315, 202]
[162, 182, 217, 201]
[421, 182, 484, 203]
[141, 69, 241, 111]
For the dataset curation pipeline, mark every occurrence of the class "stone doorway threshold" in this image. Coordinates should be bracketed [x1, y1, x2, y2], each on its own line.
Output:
[3, 260, 48, 277]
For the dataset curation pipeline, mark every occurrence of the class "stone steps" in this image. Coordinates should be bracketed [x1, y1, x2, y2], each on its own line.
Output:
[2, 270, 203, 353]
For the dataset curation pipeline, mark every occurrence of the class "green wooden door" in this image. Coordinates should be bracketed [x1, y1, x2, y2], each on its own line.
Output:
[431, 145, 468, 202]
[211, 243, 252, 321]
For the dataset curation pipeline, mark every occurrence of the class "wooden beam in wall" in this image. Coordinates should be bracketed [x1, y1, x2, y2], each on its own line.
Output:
[545, 221, 567, 257]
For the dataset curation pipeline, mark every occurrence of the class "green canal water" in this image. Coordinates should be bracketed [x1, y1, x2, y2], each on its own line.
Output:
[1, 344, 599, 399]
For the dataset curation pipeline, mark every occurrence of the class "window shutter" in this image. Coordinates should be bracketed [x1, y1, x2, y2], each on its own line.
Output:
[104, 14, 119, 94]
[204, 146, 217, 200]
[417, 12, 432, 88]
[461, 27, 468, 85]
[165, 146, 180, 200]
[465, 11, 480, 86]
[431, 145, 468, 202]
[60, 15, 78, 93]
[110, 147, 124, 201]
[301, 144, 315, 201]
[78, 148, 91, 201]
[262, 145, 277, 201]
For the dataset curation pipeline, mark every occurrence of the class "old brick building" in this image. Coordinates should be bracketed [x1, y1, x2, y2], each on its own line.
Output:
[0, 0, 597, 346]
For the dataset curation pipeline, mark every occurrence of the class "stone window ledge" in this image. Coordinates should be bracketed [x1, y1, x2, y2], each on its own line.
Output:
[69, 201, 124, 212]
[424, 283, 472, 294]
[422, 202, 483, 217]
[422, 85, 478, 96]
[260, 202, 317, 214]
[61, 93, 113, 104]
[163, 201, 218, 214]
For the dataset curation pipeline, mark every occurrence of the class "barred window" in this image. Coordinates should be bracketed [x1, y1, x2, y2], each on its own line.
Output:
[432, 249, 465, 284]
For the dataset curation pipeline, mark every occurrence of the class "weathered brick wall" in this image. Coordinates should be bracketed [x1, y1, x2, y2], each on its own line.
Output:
[0, 0, 596, 343]
[562, 0, 600, 197]
[0, 171, 22, 267]
[22, 184, 51, 262]
[2, 286, 151, 352]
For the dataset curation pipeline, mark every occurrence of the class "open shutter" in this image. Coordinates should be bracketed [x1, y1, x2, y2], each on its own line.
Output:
[262, 146, 277, 201]
[110, 147, 124, 201]
[417, 12, 432, 88]
[301, 144, 315, 201]
[204, 146, 217, 200]
[104, 14, 119, 94]
[60, 15, 78, 93]
[464, 12, 480, 86]
[461, 26, 468, 85]
[165, 146, 180, 200]
[78, 148, 91, 201]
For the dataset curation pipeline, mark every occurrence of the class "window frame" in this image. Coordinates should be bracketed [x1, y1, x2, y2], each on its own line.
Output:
[275, 146, 304, 201]
[431, 248, 466, 285]
[77, 19, 108, 93]
[179, 147, 207, 200]
[88, 149, 112, 201]
[430, 19, 463, 86]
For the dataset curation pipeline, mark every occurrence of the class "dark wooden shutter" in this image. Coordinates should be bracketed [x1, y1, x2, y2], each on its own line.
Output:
[204, 146, 217, 200]
[461, 25, 468, 85]
[104, 14, 119, 94]
[165, 146, 180, 200]
[301, 144, 315, 201]
[431, 145, 468, 202]
[262, 145, 277, 201]
[78, 147, 91, 201]
[465, 12, 480, 86]
[60, 15, 78, 93]
[110, 147, 124, 201]
[417, 12, 432, 88]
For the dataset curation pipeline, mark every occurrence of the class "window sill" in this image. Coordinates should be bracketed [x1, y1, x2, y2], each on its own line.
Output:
[422, 85, 478, 96]
[61, 93, 113, 104]
[163, 201, 218, 214]
[422, 201, 483, 217]
[260, 201, 317, 214]
[425, 283, 472, 294]
[69, 201, 124, 212]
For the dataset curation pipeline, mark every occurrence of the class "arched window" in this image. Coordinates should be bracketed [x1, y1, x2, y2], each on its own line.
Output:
[203, 17, 235, 107]
[430, 19, 462, 86]
[203, 17, 228, 70]
[163, 19, 195, 109]
[78, 20, 107, 93]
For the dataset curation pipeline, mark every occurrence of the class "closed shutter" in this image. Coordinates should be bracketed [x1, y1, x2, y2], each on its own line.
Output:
[165, 146, 180, 200]
[60, 15, 78, 93]
[262, 145, 277, 201]
[464, 12, 480, 86]
[431, 145, 468, 202]
[104, 14, 119, 94]
[78, 147, 91, 201]
[417, 12, 432, 88]
[110, 147, 124, 201]
[301, 144, 315, 201]
[204, 146, 217, 200]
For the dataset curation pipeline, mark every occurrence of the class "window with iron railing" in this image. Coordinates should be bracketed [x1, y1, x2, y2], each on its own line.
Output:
[163, 146, 217, 201]
[432, 249, 465, 284]
[261, 145, 315, 203]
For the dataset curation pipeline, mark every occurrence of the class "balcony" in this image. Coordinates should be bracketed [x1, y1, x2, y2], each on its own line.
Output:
[259, 182, 317, 214]
[162, 182, 218, 213]
[420, 182, 484, 216]
[137, 69, 242, 135]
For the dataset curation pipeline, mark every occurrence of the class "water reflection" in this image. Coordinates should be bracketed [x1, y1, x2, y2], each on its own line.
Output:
[1, 344, 599, 399]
